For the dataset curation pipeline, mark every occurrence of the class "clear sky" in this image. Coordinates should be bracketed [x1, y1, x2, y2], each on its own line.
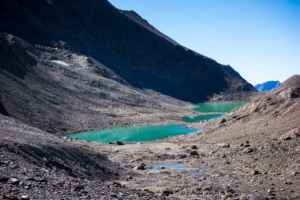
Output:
[108, 0, 300, 85]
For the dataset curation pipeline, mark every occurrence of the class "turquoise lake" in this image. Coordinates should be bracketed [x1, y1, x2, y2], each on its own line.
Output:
[181, 114, 224, 122]
[67, 124, 198, 143]
[191, 102, 247, 113]
[181, 102, 246, 122]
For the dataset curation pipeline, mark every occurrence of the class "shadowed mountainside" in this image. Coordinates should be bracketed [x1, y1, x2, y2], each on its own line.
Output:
[0, 0, 254, 102]
[0, 0, 255, 134]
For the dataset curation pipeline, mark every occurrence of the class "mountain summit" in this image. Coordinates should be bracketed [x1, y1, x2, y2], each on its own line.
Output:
[255, 81, 281, 91]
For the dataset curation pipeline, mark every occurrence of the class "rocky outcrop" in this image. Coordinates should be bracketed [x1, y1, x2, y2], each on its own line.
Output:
[230, 75, 300, 116]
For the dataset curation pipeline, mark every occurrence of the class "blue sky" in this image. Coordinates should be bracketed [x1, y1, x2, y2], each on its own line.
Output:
[108, 0, 300, 85]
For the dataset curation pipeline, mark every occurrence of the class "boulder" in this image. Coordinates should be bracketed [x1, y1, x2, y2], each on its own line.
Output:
[134, 163, 146, 170]
[74, 184, 84, 190]
[162, 189, 173, 196]
[218, 143, 230, 148]
[220, 118, 226, 123]
[8, 178, 19, 185]
[190, 151, 199, 155]
[251, 170, 260, 175]
[21, 195, 30, 200]
[0, 176, 9, 183]
[115, 141, 125, 145]
[243, 148, 254, 154]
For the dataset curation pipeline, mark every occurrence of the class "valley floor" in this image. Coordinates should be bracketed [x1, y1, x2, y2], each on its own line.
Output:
[1, 76, 300, 199]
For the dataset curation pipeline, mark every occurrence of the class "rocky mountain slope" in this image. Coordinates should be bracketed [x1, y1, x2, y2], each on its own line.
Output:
[5, 0, 300, 199]
[0, 0, 255, 135]
[255, 80, 281, 91]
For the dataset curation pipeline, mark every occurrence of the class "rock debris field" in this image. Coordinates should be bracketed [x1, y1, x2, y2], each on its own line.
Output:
[1, 75, 300, 199]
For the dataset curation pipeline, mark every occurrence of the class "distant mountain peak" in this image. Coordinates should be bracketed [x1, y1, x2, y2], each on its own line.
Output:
[255, 80, 281, 91]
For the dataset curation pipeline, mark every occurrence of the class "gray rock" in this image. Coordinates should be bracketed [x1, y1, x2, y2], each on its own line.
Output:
[218, 143, 230, 148]
[8, 177, 19, 185]
[220, 118, 226, 123]
[291, 171, 299, 176]
[110, 193, 118, 198]
[21, 195, 30, 200]
[162, 189, 173, 196]
[0, 176, 9, 183]
[251, 170, 260, 175]
[243, 148, 254, 153]
[203, 190, 209, 195]
[134, 163, 146, 170]
[190, 151, 199, 155]
[74, 184, 84, 190]
[115, 141, 125, 145]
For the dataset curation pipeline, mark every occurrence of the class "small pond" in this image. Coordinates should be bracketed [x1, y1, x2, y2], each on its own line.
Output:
[67, 124, 198, 143]
[152, 164, 189, 169]
[191, 102, 247, 113]
[181, 114, 224, 122]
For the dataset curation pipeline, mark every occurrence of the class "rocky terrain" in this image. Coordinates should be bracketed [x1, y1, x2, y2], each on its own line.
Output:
[0, 0, 255, 135]
[0, 0, 299, 199]
[1, 75, 299, 199]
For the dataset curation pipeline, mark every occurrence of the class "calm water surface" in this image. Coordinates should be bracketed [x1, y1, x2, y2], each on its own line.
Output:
[191, 102, 247, 113]
[152, 164, 189, 169]
[67, 124, 198, 143]
[181, 114, 224, 122]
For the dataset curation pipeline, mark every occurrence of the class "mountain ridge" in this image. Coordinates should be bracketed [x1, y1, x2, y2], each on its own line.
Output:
[255, 80, 281, 91]
[0, 0, 254, 103]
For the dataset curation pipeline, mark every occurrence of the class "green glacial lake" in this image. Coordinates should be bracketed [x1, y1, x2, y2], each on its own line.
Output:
[67, 124, 198, 143]
[181, 102, 246, 122]
[181, 114, 224, 122]
[191, 102, 247, 113]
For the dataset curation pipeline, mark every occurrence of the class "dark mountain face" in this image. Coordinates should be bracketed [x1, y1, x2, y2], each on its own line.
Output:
[0, 0, 254, 103]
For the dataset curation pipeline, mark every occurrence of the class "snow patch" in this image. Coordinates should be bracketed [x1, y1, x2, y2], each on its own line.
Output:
[51, 60, 69, 66]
